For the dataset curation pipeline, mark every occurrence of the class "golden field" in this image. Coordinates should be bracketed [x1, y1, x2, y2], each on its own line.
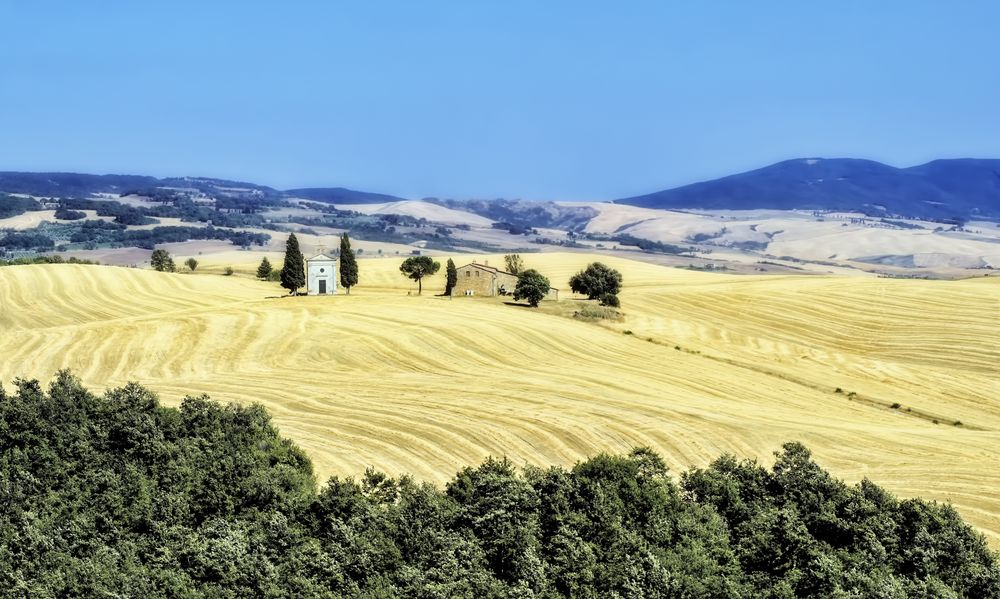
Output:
[1, 253, 998, 545]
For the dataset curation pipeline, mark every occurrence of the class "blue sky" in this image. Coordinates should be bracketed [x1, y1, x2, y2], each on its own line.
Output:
[2, 1, 998, 199]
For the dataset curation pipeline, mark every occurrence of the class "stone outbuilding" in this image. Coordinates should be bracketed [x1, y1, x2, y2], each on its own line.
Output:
[306, 253, 337, 295]
[452, 261, 558, 300]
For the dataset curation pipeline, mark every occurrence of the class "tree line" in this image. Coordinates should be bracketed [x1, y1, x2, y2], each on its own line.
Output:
[0, 372, 996, 597]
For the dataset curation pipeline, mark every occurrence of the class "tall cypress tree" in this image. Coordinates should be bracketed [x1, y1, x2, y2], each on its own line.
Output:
[280, 233, 305, 295]
[339, 233, 359, 294]
[445, 258, 458, 295]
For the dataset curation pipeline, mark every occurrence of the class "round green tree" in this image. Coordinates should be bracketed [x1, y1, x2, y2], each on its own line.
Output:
[513, 269, 550, 307]
[150, 249, 175, 272]
[569, 262, 623, 301]
[399, 256, 440, 295]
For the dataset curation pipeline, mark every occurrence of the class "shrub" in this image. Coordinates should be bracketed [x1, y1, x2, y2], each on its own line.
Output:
[598, 292, 620, 307]
[223, 266, 234, 276]
[54, 208, 86, 220]
[150, 248, 175, 272]
[573, 305, 621, 321]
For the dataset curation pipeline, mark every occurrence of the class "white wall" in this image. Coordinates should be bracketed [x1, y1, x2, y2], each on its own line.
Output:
[306, 259, 337, 295]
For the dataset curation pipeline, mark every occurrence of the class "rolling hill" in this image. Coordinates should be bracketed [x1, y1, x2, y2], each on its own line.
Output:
[0, 172, 405, 205]
[1, 253, 998, 547]
[618, 158, 1000, 220]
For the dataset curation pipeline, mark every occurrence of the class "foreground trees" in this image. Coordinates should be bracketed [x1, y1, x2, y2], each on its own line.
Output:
[1, 372, 997, 598]
[399, 255, 440, 295]
[280, 233, 305, 295]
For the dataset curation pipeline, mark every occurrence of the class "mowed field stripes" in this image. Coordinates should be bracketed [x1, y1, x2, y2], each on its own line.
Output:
[1, 254, 998, 546]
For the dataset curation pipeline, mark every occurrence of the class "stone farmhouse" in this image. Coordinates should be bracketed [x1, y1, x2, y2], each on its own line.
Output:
[452, 261, 559, 300]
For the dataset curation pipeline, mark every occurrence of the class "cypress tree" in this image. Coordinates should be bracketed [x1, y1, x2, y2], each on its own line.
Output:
[339, 233, 359, 294]
[280, 234, 305, 295]
[445, 258, 458, 295]
[256, 257, 273, 280]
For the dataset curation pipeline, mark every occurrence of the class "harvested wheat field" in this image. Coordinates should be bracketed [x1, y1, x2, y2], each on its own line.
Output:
[1, 253, 999, 545]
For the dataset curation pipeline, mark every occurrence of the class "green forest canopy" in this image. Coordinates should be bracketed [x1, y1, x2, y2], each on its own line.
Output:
[0, 372, 997, 598]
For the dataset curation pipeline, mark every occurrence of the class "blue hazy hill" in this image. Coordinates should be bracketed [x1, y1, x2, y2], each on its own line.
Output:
[617, 158, 1000, 221]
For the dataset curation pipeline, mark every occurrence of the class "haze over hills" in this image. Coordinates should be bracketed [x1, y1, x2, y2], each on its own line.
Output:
[5, 158, 1000, 221]
[0, 172, 404, 205]
[617, 158, 1000, 221]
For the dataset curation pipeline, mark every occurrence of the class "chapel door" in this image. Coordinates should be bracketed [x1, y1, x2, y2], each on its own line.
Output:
[319, 279, 327, 294]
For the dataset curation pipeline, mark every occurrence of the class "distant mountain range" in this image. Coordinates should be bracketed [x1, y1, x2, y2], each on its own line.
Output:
[617, 158, 1000, 221]
[4, 158, 1000, 221]
[0, 172, 405, 205]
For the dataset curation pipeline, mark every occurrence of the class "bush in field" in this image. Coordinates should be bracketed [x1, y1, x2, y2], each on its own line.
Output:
[150, 249, 175, 272]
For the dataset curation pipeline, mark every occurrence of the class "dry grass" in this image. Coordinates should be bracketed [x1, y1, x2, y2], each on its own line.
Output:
[1, 253, 999, 546]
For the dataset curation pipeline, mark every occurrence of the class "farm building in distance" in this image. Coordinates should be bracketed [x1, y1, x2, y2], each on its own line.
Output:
[452, 261, 558, 300]
[306, 253, 337, 295]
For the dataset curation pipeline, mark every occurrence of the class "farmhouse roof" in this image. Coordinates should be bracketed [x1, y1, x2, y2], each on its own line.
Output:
[456, 262, 514, 276]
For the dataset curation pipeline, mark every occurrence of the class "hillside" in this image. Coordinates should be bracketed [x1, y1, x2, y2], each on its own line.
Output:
[0, 172, 407, 206]
[618, 158, 1000, 220]
[284, 186, 407, 204]
[1, 255, 999, 547]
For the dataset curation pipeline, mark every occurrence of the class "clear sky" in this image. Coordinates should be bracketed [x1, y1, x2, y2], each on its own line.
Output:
[2, 1, 998, 200]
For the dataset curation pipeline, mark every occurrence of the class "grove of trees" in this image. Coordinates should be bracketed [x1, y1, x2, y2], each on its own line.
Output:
[0, 372, 996, 597]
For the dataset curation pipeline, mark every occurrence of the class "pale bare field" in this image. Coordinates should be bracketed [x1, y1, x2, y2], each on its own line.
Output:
[565, 202, 1000, 270]
[1, 254, 998, 545]
[0, 210, 57, 230]
[336, 200, 496, 227]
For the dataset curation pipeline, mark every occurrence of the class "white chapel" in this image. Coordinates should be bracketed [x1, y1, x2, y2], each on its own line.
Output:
[306, 253, 337, 295]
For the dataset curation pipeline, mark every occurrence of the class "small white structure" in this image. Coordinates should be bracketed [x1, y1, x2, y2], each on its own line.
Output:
[306, 253, 337, 295]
